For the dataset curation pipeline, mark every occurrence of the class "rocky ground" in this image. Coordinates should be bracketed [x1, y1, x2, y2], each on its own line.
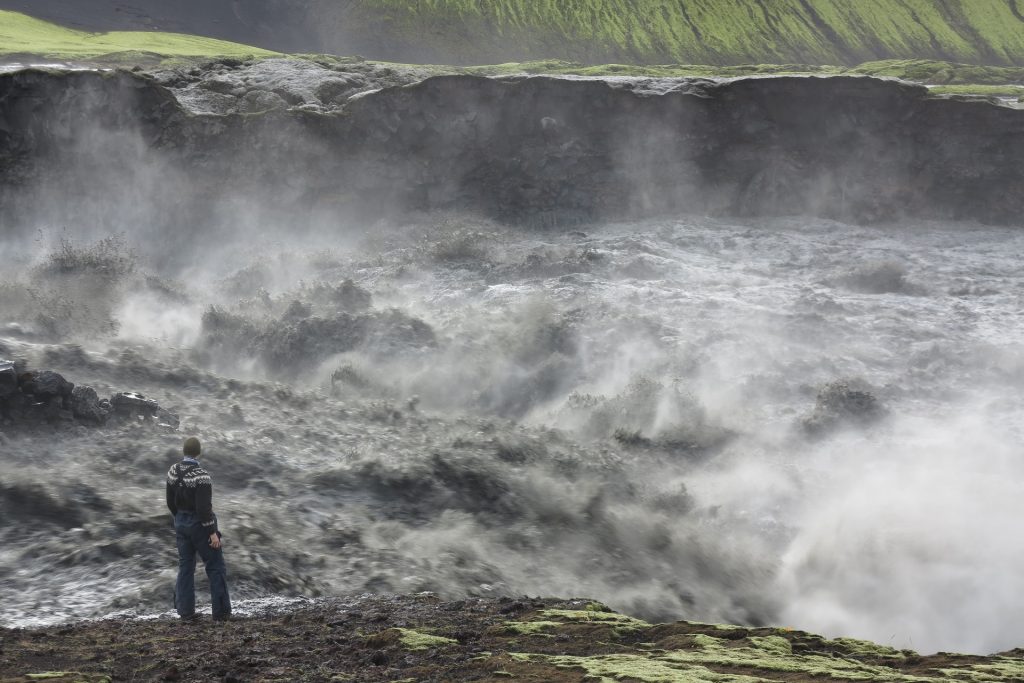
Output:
[2, 595, 1023, 683]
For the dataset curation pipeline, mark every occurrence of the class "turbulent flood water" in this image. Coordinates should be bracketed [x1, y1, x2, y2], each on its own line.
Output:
[2, 213, 1023, 655]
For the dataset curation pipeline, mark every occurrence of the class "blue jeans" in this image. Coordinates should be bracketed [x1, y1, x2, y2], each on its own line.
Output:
[174, 511, 231, 619]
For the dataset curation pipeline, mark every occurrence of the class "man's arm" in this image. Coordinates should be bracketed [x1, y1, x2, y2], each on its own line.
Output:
[166, 467, 178, 516]
[196, 475, 221, 544]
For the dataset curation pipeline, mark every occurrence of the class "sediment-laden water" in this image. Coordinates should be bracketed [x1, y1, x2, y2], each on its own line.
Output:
[2, 213, 1023, 655]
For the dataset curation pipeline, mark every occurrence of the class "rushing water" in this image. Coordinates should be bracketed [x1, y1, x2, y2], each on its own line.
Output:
[1, 214, 1023, 655]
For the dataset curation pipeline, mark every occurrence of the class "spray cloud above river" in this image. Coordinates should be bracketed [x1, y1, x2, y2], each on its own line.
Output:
[1, 61, 1024, 657]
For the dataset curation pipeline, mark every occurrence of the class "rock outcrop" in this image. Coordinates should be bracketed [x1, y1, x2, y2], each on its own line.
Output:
[1, 65, 1023, 236]
[0, 359, 178, 430]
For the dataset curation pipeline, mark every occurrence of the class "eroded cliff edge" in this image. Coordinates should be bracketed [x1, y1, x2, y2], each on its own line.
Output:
[2, 62, 1022, 239]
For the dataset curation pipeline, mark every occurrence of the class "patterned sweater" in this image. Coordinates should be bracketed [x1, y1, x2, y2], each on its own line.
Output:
[166, 458, 218, 534]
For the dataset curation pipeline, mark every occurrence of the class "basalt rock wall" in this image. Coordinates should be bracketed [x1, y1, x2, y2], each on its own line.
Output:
[1, 68, 1023, 239]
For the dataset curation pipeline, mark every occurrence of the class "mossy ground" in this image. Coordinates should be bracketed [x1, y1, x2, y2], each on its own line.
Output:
[1, 595, 1022, 682]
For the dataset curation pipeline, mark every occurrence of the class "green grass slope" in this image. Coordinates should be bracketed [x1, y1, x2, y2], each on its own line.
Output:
[3, 9, 1022, 99]
[340, 0, 1024, 66]
[0, 10, 278, 58]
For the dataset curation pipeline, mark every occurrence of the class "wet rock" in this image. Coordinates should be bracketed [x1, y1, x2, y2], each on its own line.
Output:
[332, 279, 372, 313]
[330, 364, 371, 393]
[238, 89, 288, 114]
[70, 385, 108, 424]
[109, 391, 159, 421]
[0, 367, 181, 430]
[4, 69, 1024, 228]
[156, 407, 182, 429]
[0, 360, 16, 397]
[314, 76, 360, 104]
[198, 77, 239, 96]
[363, 309, 437, 355]
[282, 299, 312, 321]
[21, 370, 73, 399]
[803, 379, 886, 434]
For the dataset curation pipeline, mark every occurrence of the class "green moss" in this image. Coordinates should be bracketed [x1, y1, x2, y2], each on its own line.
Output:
[663, 637, 936, 681]
[538, 609, 650, 628]
[850, 59, 1024, 85]
[584, 601, 614, 612]
[0, 10, 278, 58]
[508, 622, 1011, 683]
[511, 652, 772, 682]
[966, 659, 1024, 679]
[503, 620, 564, 635]
[24, 676, 111, 682]
[824, 636, 909, 660]
[746, 635, 793, 656]
[690, 634, 727, 649]
[929, 85, 1024, 97]
[373, 56, 1022, 93]
[394, 627, 458, 651]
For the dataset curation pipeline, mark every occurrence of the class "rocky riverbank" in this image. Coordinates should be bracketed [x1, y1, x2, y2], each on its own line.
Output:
[2, 60, 1023, 247]
[3, 594, 1023, 683]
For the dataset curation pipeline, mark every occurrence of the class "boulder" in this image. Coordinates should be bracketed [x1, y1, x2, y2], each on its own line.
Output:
[21, 370, 74, 398]
[109, 391, 159, 421]
[314, 77, 360, 105]
[71, 385, 108, 424]
[237, 89, 288, 114]
[803, 379, 885, 434]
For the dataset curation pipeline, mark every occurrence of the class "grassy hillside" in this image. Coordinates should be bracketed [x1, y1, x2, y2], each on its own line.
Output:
[335, 0, 1024, 66]
[3, 9, 1023, 99]
[5, 1, 1024, 66]
[0, 10, 278, 58]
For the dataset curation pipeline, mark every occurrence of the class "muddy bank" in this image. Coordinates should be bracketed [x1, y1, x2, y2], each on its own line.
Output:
[1, 64, 1023, 247]
[2, 594, 1023, 683]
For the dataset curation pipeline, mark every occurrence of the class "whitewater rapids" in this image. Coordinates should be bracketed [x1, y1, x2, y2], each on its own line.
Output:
[1, 213, 1022, 655]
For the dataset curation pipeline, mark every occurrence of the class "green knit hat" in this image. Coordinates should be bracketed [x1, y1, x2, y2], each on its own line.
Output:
[183, 437, 201, 457]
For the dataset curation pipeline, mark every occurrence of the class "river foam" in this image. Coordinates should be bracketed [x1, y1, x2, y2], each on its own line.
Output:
[1, 214, 1022, 654]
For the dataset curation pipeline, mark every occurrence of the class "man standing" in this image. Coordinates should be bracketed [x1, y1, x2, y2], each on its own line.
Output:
[166, 437, 231, 621]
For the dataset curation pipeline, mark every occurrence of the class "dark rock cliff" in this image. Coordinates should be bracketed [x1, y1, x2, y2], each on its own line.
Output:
[1, 66, 1023, 241]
